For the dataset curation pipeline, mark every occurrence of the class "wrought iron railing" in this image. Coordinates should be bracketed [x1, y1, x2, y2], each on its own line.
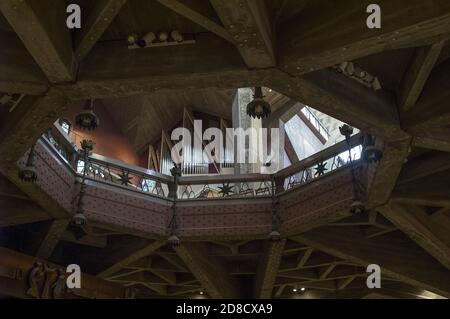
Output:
[43, 126, 76, 163]
[177, 174, 273, 200]
[274, 133, 362, 192]
[40, 124, 363, 201]
[78, 154, 172, 199]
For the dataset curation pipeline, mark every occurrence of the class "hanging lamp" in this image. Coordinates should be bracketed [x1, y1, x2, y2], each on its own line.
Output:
[247, 87, 271, 119]
[75, 99, 99, 131]
[361, 134, 383, 164]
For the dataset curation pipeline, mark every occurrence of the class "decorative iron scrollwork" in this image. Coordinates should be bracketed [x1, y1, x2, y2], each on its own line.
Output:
[314, 161, 328, 176]
[218, 183, 234, 197]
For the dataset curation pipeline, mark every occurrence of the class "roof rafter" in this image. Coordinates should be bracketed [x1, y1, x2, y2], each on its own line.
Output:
[0, 196, 49, 227]
[397, 151, 450, 185]
[413, 129, 450, 153]
[68, 33, 263, 99]
[0, 89, 70, 169]
[278, 0, 450, 75]
[35, 219, 70, 259]
[74, 0, 127, 61]
[174, 243, 240, 299]
[268, 69, 404, 140]
[379, 203, 450, 270]
[211, 0, 276, 68]
[0, 0, 75, 83]
[156, 0, 232, 42]
[398, 40, 446, 111]
[293, 227, 450, 298]
[367, 138, 412, 208]
[0, 30, 48, 95]
[255, 239, 286, 298]
[403, 59, 450, 131]
[284, 133, 299, 164]
[99, 240, 165, 278]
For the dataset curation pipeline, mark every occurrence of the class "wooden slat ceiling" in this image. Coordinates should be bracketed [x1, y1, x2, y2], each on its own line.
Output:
[72, 0, 315, 43]
[353, 48, 415, 93]
[103, 88, 235, 152]
[103, 87, 302, 154]
[264, 0, 313, 26]
[99, 0, 223, 41]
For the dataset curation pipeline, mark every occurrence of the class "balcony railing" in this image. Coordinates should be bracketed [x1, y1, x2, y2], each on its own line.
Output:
[274, 133, 362, 193]
[177, 173, 273, 200]
[40, 124, 363, 201]
[78, 154, 172, 199]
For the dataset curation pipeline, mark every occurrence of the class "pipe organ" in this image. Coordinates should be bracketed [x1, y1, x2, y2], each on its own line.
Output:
[160, 142, 209, 176]
[157, 110, 235, 176]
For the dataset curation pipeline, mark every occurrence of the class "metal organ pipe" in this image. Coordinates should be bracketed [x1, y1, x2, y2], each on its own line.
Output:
[165, 126, 209, 176]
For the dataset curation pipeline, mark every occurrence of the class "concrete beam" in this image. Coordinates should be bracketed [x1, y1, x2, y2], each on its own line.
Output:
[74, 0, 127, 61]
[0, 30, 48, 95]
[68, 33, 266, 99]
[99, 240, 165, 278]
[157, 0, 231, 42]
[0, 0, 75, 82]
[0, 88, 70, 169]
[0, 197, 49, 227]
[397, 151, 450, 185]
[255, 239, 286, 298]
[211, 0, 275, 68]
[367, 138, 412, 208]
[398, 41, 445, 111]
[35, 219, 70, 259]
[175, 243, 240, 299]
[278, 0, 450, 75]
[293, 227, 450, 298]
[379, 203, 450, 270]
[404, 59, 450, 130]
[267, 69, 404, 140]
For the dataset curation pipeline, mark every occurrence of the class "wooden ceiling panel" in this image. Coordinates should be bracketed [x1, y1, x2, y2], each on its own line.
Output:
[101, 0, 221, 42]
[354, 48, 415, 93]
[265, 0, 311, 27]
[104, 88, 235, 152]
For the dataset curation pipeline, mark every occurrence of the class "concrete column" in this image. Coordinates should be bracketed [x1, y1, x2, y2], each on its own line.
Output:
[231, 88, 284, 174]
[232, 88, 258, 174]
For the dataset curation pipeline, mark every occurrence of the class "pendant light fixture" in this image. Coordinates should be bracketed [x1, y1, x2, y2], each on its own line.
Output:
[247, 87, 271, 119]
[75, 99, 99, 131]
[361, 134, 383, 164]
